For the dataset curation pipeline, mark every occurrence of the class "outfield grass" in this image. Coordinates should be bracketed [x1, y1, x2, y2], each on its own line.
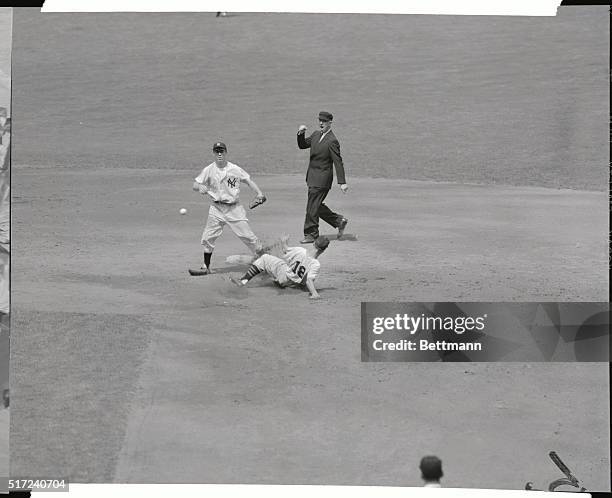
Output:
[12, 8, 609, 189]
[10, 310, 150, 482]
[0, 8, 10, 110]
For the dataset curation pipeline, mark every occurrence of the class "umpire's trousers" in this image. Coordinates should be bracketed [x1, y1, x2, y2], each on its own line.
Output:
[304, 186, 343, 237]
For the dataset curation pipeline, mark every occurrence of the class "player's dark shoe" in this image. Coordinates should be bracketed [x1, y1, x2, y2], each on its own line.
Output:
[337, 217, 348, 239]
[188, 267, 210, 276]
[300, 235, 316, 244]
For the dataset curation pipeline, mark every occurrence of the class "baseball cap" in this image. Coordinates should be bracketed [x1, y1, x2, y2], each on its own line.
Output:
[314, 235, 330, 250]
[212, 142, 227, 152]
[318, 111, 333, 122]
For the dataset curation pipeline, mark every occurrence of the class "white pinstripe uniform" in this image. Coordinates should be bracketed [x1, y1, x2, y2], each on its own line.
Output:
[195, 161, 261, 254]
[253, 246, 321, 287]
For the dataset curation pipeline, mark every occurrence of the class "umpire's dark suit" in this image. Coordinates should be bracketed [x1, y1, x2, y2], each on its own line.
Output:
[297, 129, 346, 238]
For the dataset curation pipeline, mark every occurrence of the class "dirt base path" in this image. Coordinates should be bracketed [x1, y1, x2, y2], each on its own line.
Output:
[10, 168, 609, 490]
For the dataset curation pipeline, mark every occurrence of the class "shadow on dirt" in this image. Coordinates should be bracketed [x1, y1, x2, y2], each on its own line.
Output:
[321, 233, 358, 241]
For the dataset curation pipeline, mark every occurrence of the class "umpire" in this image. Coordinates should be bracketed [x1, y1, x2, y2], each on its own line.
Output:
[297, 111, 348, 244]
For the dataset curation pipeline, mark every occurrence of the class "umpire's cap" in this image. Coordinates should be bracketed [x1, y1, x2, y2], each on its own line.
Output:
[314, 235, 330, 251]
[213, 142, 227, 152]
[420, 456, 443, 480]
[318, 111, 333, 122]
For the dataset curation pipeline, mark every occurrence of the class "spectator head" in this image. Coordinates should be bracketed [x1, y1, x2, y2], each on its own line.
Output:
[420, 455, 443, 482]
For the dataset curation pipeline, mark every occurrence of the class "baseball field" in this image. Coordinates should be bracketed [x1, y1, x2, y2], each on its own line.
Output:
[9, 7, 610, 491]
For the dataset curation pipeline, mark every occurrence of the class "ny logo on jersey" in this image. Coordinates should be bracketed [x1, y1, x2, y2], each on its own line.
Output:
[227, 177, 238, 188]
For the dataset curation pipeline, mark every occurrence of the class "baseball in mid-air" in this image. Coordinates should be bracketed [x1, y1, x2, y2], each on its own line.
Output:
[179, 208, 187, 215]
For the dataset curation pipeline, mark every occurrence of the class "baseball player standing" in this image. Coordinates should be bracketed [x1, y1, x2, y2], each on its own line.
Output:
[189, 142, 266, 276]
[297, 111, 348, 243]
[231, 235, 330, 299]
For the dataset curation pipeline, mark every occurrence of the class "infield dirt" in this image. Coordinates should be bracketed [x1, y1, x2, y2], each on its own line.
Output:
[10, 169, 609, 489]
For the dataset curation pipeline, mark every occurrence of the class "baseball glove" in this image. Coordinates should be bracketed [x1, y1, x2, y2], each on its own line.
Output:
[249, 195, 267, 209]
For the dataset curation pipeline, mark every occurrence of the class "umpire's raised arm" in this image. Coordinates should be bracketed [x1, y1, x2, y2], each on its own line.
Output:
[297, 125, 312, 149]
